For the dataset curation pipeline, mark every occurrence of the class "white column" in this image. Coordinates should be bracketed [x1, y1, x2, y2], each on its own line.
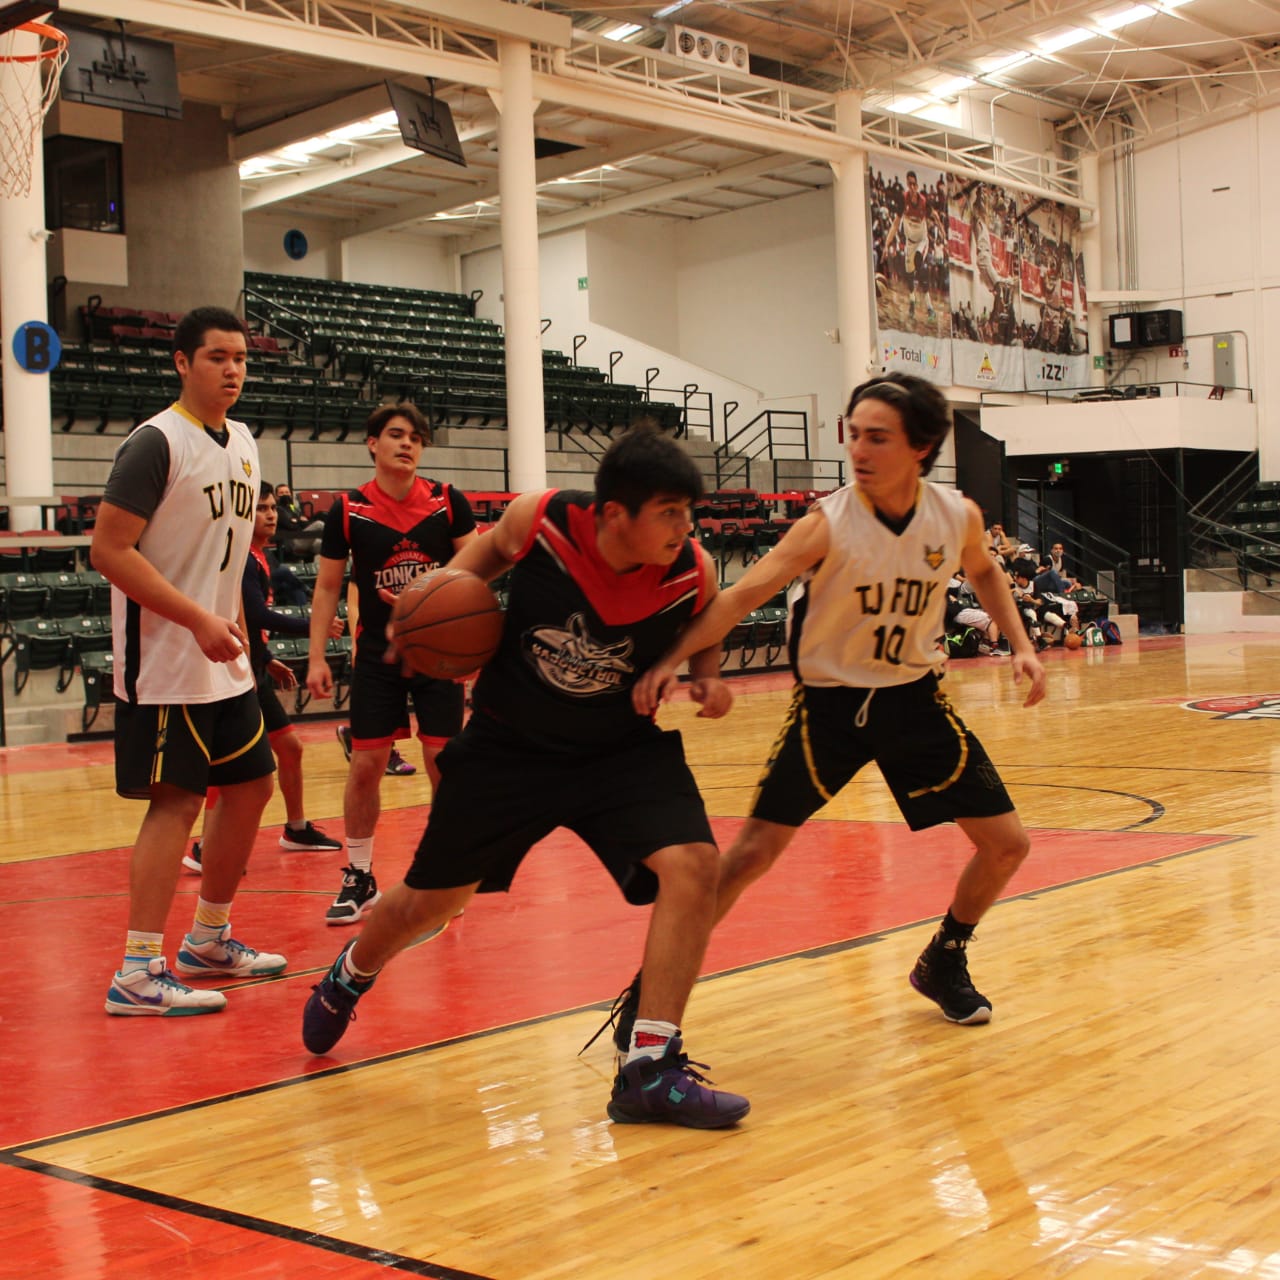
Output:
[1080, 154, 1105, 388]
[494, 37, 546, 492]
[831, 91, 874, 411]
[0, 28, 55, 531]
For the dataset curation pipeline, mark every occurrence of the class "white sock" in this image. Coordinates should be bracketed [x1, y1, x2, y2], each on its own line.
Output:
[626, 1018, 678, 1066]
[346, 836, 373, 873]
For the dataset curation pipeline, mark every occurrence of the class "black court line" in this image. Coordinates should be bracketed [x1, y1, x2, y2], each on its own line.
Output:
[2, 828, 1244, 1277]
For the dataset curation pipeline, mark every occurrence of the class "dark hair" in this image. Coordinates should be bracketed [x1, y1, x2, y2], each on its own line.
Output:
[595, 420, 704, 515]
[845, 373, 952, 475]
[365, 402, 430, 444]
[259, 480, 274, 499]
[172, 307, 249, 362]
[1011, 558, 1037, 580]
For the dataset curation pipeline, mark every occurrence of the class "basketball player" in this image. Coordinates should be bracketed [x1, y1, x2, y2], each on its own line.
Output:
[93, 306, 284, 1017]
[631, 373, 1047, 1036]
[184, 481, 344, 872]
[302, 425, 750, 1130]
[305, 403, 477, 925]
[885, 170, 943, 326]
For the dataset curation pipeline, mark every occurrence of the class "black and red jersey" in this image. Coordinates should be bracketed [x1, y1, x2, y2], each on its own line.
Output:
[320, 476, 475, 660]
[472, 490, 712, 752]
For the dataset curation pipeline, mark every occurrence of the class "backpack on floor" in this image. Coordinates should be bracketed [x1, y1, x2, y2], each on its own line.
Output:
[945, 626, 981, 659]
[1097, 617, 1123, 645]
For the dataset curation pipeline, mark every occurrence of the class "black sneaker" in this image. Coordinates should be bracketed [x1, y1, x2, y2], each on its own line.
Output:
[578, 970, 641, 1058]
[302, 941, 376, 1054]
[279, 821, 342, 853]
[607, 1036, 749, 1129]
[385, 749, 416, 776]
[182, 841, 202, 873]
[336, 725, 353, 762]
[909, 937, 992, 1024]
[325, 865, 381, 925]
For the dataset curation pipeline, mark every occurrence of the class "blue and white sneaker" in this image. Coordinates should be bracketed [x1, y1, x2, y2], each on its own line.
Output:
[105, 957, 227, 1017]
[175, 925, 287, 977]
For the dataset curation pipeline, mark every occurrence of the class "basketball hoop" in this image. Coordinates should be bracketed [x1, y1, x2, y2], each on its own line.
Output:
[0, 20, 68, 198]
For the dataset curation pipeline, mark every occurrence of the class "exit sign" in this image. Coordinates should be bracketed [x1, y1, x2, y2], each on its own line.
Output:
[578, 276, 589, 290]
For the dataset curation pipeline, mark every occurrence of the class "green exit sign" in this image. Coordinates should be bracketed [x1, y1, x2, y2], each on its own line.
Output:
[1093, 355, 1106, 369]
[578, 276, 589, 290]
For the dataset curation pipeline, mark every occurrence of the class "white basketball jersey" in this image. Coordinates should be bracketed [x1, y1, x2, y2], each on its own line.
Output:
[792, 481, 971, 688]
[112, 404, 259, 704]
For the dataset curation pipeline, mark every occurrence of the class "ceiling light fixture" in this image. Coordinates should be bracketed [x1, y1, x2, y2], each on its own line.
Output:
[653, 0, 694, 17]
[1038, 28, 1094, 53]
[1095, 4, 1156, 31]
[603, 23, 644, 40]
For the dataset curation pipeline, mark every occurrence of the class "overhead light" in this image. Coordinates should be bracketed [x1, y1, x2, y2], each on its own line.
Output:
[1159, 0, 1193, 8]
[280, 136, 334, 161]
[1096, 4, 1156, 31]
[603, 22, 644, 40]
[653, 0, 694, 16]
[982, 51, 1035, 73]
[1038, 28, 1094, 53]
[930, 75, 975, 97]
[887, 96, 926, 113]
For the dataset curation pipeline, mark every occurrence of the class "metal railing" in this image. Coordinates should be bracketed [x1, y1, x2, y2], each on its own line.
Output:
[1004, 484, 1132, 611]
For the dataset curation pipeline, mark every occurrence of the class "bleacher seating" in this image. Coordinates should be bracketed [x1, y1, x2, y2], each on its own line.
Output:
[243, 271, 684, 437]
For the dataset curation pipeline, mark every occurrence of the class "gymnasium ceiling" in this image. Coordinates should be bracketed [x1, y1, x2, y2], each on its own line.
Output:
[55, 0, 1280, 246]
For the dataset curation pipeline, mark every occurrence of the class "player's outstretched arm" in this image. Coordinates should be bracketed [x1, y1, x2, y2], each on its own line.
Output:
[306, 555, 345, 699]
[632, 509, 829, 715]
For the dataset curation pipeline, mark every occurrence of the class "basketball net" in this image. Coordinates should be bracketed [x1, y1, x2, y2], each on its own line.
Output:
[0, 21, 68, 199]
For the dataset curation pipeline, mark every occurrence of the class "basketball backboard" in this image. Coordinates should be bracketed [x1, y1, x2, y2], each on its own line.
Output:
[0, 0, 57, 36]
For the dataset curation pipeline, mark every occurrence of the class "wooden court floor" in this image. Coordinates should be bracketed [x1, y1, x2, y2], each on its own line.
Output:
[2, 634, 1279, 1278]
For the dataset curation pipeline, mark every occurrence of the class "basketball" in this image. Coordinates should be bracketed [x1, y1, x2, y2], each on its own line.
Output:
[1064, 631, 1083, 650]
[390, 568, 503, 680]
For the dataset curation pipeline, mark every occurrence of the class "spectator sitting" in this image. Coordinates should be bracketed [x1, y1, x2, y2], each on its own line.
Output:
[946, 569, 1008, 656]
[274, 483, 324, 561]
[987, 522, 1018, 563]
[1033, 557, 1080, 634]
[1047, 541, 1080, 587]
[1010, 561, 1055, 649]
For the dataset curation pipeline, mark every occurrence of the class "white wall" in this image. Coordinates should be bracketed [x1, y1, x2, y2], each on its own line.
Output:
[673, 190, 845, 458]
[1103, 102, 1280, 475]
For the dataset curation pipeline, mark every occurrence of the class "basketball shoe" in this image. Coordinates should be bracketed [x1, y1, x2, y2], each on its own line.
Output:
[175, 925, 287, 977]
[279, 821, 342, 852]
[303, 941, 376, 1054]
[183, 841, 202, 873]
[607, 1036, 750, 1129]
[336, 724, 353, 761]
[105, 957, 227, 1016]
[909, 935, 992, 1024]
[385, 749, 416, 776]
[326, 865, 381, 924]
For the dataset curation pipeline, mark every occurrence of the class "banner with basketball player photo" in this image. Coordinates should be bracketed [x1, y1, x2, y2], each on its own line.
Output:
[869, 156, 953, 386]
[946, 179, 1024, 392]
[1017, 196, 1090, 392]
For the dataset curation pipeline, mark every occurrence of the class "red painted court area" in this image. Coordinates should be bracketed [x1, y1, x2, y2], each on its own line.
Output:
[0, 801, 1223, 1151]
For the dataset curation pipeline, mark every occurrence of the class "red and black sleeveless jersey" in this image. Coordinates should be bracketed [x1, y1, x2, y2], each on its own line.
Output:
[472, 491, 711, 752]
[320, 476, 475, 660]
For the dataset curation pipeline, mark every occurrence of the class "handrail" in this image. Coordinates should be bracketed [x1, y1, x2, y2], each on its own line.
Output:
[240, 286, 312, 360]
[608, 351, 623, 384]
[980, 379, 1254, 407]
[1187, 451, 1259, 522]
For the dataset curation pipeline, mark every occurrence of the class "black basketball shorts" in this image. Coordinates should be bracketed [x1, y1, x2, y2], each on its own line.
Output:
[348, 650, 465, 749]
[751, 674, 1014, 831]
[404, 714, 715, 905]
[114, 687, 276, 800]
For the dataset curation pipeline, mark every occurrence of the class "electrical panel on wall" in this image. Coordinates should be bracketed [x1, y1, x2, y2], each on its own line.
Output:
[664, 25, 749, 72]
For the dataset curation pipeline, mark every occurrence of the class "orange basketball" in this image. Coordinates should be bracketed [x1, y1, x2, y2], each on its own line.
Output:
[390, 568, 503, 680]
[1064, 631, 1083, 650]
